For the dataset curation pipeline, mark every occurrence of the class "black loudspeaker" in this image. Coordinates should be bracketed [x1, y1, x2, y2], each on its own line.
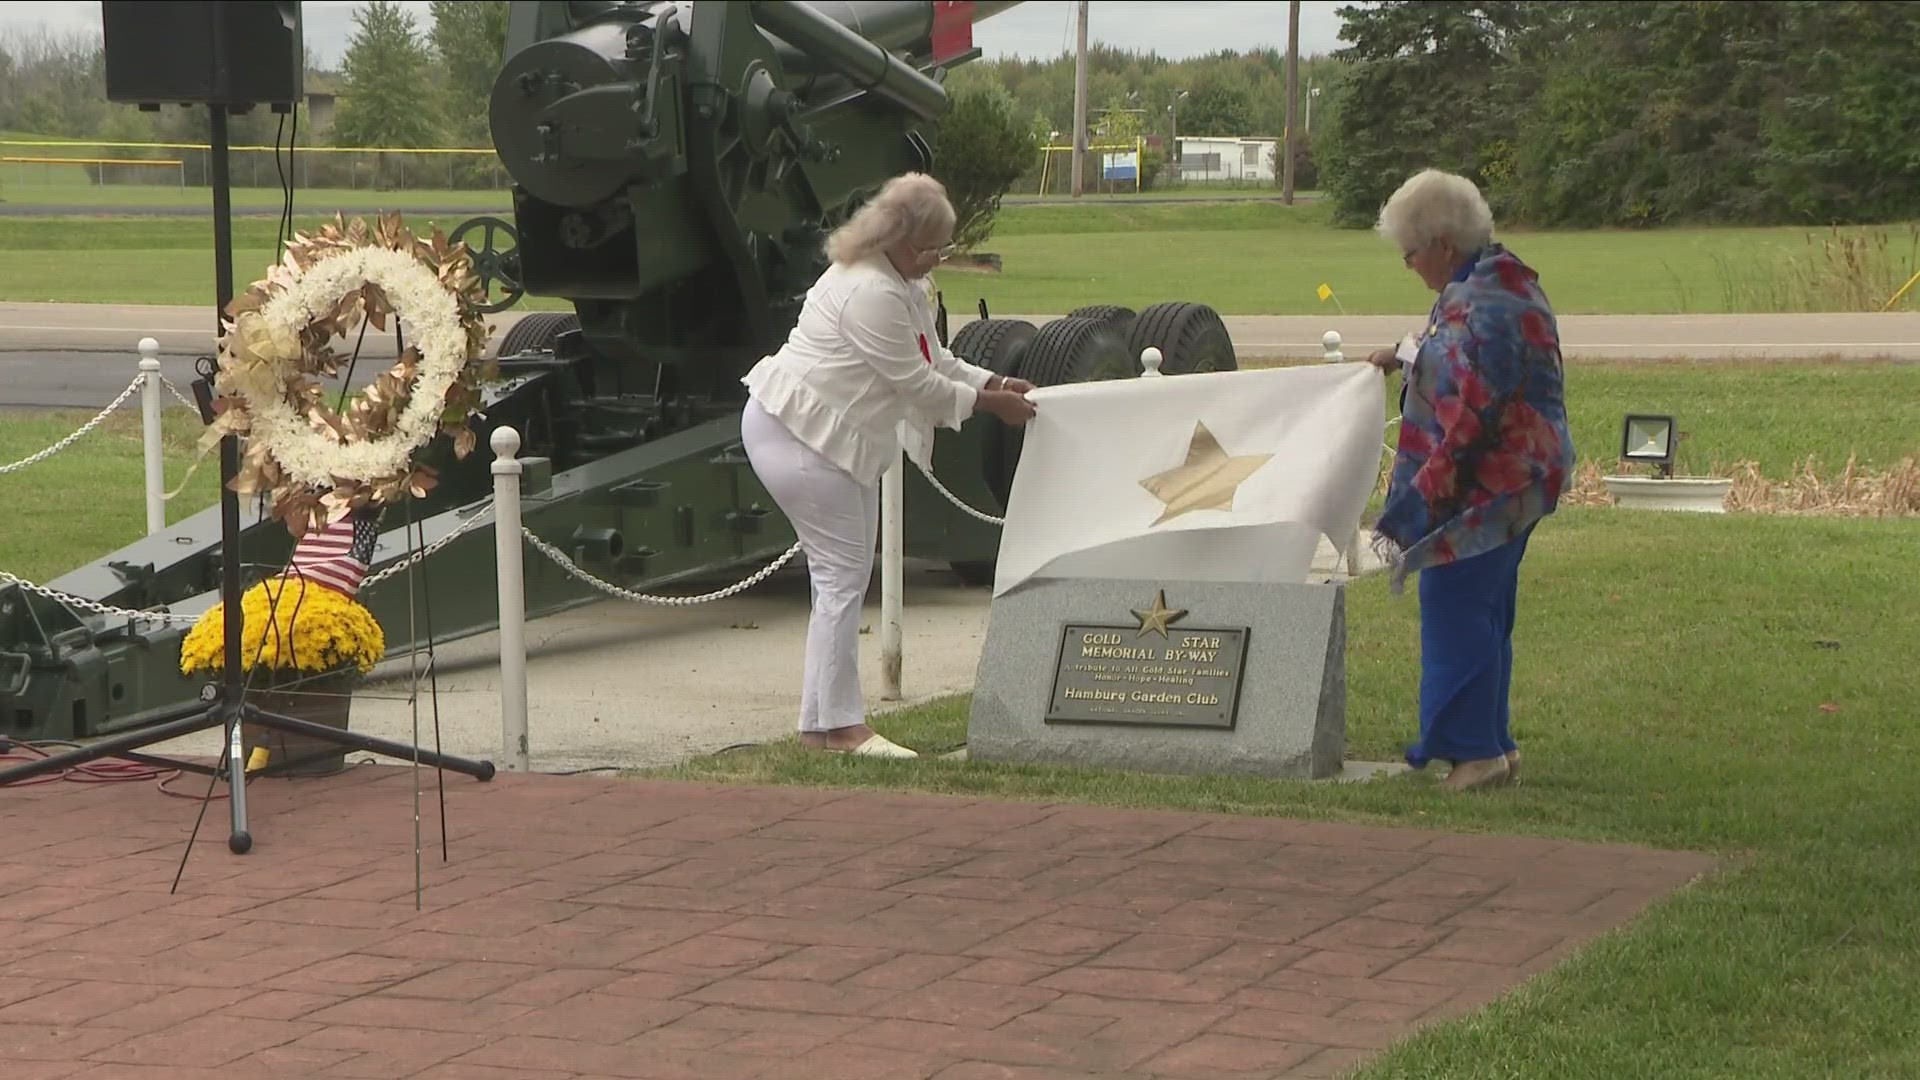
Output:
[101, 1, 304, 110]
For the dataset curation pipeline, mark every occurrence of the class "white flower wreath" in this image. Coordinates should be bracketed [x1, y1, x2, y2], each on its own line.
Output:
[207, 213, 492, 536]
[249, 248, 463, 486]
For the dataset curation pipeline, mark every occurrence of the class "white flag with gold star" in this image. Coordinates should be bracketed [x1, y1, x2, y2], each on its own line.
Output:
[990, 362, 1385, 597]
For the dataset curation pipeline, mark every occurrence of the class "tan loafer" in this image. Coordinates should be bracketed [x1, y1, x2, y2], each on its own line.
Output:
[1440, 755, 1510, 791]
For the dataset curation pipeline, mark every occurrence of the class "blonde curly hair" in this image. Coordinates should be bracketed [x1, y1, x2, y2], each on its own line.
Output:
[825, 172, 956, 265]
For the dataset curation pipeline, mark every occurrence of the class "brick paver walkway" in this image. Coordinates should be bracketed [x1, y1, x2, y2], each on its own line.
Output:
[0, 766, 1714, 1079]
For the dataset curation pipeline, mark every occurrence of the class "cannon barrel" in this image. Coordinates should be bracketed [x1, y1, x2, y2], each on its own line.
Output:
[789, 1, 1023, 56]
[753, 0, 948, 121]
[492, 0, 1022, 208]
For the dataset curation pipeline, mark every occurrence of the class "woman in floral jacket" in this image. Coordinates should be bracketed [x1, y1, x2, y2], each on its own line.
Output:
[1364, 169, 1575, 792]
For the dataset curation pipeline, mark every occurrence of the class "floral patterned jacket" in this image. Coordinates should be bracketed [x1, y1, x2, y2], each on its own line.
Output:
[1372, 243, 1575, 590]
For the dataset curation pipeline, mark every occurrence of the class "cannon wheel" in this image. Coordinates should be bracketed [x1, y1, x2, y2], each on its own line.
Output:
[1067, 304, 1136, 330]
[497, 311, 580, 358]
[946, 318, 1037, 589]
[948, 315, 1134, 589]
[1125, 301, 1237, 375]
[1021, 315, 1137, 386]
[450, 215, 525, 314]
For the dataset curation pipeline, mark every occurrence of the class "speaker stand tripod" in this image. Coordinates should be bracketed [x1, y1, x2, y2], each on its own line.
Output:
[0, 104, 495, 852]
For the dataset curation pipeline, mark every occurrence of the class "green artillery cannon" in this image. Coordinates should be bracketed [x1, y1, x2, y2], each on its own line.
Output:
[0, 0, 1238, 743]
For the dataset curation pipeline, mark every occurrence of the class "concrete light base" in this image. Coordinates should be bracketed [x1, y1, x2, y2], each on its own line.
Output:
[1602, 475, 1733, 513]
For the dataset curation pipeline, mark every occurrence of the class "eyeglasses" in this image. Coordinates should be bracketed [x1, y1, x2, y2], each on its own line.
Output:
[917, 243, 958, 261]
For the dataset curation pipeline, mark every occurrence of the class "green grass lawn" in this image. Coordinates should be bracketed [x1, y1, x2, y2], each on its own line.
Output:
[0, 410, 225, 583]
[3, 201, 1915, 315]
[939, 202, 1920, 317]
[2, 360, 1916, 1076]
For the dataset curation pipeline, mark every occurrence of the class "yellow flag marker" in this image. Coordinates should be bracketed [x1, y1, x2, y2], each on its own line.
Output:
[1316, 282, 1346, 314]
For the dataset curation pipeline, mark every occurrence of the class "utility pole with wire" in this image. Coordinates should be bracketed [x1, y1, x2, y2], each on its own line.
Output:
[1071, 0, 1089, 198]
[1282, 0, 1299, 203]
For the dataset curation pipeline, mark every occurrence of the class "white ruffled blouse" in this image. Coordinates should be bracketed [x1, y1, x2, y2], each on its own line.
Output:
[741, 256, 995, 486]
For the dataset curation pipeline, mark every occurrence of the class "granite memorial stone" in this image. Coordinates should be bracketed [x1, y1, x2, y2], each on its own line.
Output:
[969, 577, 1345, 779]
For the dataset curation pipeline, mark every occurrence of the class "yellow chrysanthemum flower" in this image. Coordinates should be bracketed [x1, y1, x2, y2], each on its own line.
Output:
[179, 577, 386, 676]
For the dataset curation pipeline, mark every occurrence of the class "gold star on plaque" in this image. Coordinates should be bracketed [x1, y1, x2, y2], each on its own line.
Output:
[1140, 421, 1273, 526]
[1131, 589, 1188, 638]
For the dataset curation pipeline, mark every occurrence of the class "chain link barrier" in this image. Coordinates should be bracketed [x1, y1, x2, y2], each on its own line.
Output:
[0, 376, 145, 477]
[0, 370, 202, 480]
[909, 458, 1006, 526]
[0, 370, 194, 624]
[159, 375, 202, 413]
[0, 504, 500, 631]
[520, 529, 803, 606]
[2, 376, 1398, 628]
[0, 570, 203, 625]
[361, 506, 500, 590]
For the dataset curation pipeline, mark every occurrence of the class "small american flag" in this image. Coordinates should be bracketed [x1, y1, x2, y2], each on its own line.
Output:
[283, 509, 380, 597]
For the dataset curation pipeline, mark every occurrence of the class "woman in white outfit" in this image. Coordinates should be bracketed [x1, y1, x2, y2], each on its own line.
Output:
[739, 173, 1038, 758]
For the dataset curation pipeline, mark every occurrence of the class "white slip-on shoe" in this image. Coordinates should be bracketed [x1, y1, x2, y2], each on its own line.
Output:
[844, 734, 919, 758]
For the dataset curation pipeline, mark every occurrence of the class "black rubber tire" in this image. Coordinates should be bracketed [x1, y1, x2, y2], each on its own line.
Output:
[948, 318, 1038, 524]
[1124, 301, 1237, 375]
[497, 311, 580, 358]
[1020, 315, 1138, 386]
[1067, 304, 1137, 329]
[1007, 316, 1133, 498]
[949, 317, 1038, 378]
[960, 315, 1134, 562]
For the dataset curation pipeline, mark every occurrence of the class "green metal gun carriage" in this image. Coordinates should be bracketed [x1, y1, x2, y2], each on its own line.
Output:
[0, 0, 1238, 742]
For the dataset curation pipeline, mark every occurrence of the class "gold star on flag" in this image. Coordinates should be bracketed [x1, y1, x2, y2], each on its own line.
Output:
[1131, 590, 1188, 638]
[1140, 421, 1273, 526]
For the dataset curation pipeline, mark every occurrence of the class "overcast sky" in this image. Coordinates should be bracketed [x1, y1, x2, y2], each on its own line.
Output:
[4, 1, 1350, 66]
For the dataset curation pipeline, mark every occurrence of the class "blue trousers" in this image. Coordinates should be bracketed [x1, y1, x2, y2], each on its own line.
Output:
[1406, 528, 1533, 769]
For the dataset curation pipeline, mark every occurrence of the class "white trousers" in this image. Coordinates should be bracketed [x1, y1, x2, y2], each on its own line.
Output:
[740, 397, 879, 733]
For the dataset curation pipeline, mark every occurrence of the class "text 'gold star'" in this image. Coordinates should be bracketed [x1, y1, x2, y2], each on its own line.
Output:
[1139, 421, 1273, 526]
[1132, 589, 1188, 638]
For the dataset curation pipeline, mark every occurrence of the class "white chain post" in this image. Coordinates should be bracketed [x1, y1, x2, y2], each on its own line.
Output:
[139, 338, 165, 535]
[1140, 346, 1164, 377]
[491, 426, 530, 773]
[1322, 330, 1344, 363]
[880, 450, 903, 701]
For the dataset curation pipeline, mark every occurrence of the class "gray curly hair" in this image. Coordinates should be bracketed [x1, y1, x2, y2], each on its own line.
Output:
[826, 172, 956, 265]
[1376, 169, 1495, 256]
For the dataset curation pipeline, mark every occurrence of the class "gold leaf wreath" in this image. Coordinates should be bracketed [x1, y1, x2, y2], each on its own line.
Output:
[209, 212, 498, 538]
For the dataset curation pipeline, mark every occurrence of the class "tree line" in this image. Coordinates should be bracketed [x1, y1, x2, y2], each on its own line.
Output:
[1315, 0, 1920, 229]
[0, 1, 502, 156]
[4, 0, 1915, 231]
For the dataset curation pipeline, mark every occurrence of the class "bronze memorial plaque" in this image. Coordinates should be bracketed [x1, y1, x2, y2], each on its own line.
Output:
[1045, 590, 1250, 729]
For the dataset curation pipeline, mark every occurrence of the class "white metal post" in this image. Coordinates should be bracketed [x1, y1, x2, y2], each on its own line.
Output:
[879, 450, 904, 701]
[491, 426, 531, 772]
[1140, 347, 1164, 377]
[1322, 330, 1344, 364]
[138, 338, 165, 535]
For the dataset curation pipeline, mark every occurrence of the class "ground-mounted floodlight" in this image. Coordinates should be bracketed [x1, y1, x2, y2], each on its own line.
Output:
[1604, 412, 1731, 512]
[1620, 414, 1676, 478]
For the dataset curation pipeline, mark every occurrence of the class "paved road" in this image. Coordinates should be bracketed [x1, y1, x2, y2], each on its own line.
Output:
[1, 301, 1914, 408]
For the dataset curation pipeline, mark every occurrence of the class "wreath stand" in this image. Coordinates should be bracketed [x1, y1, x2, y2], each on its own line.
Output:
[0, 105, 496, 853]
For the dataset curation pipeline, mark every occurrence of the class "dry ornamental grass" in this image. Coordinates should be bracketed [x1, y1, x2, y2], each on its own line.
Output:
[1562, 455, 1920, 517]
